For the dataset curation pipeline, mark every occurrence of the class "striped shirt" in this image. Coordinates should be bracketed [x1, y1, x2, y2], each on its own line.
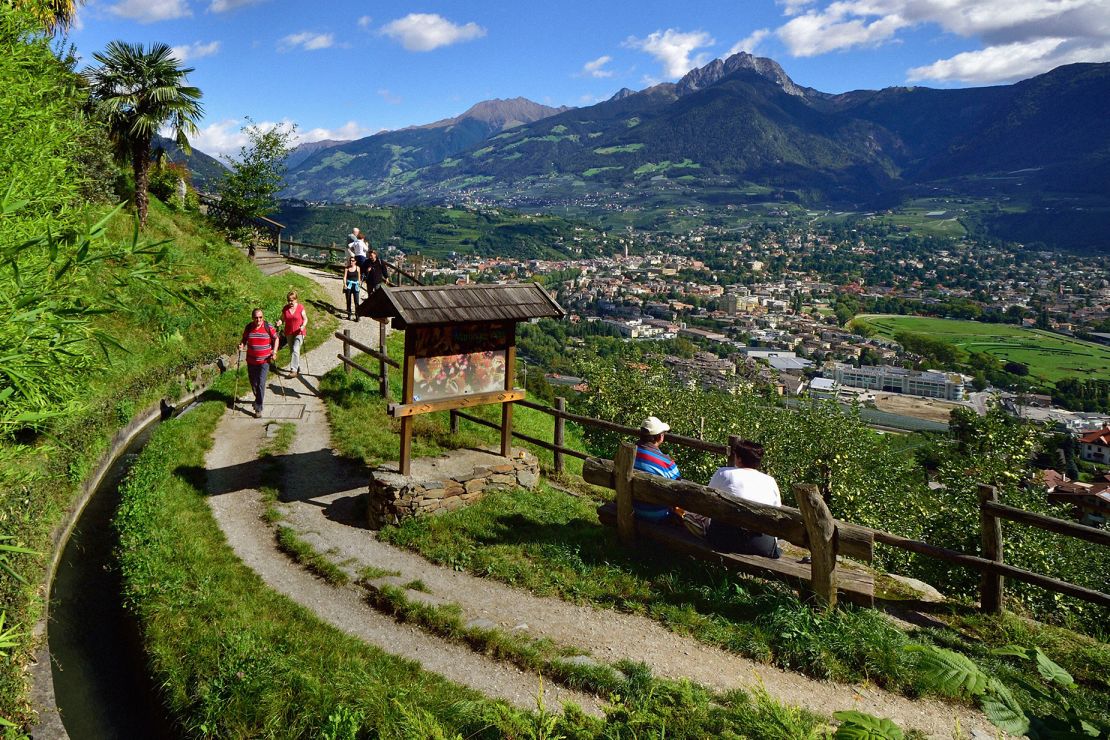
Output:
[633, 444, 680, 520]
[242, 321, 277, 365]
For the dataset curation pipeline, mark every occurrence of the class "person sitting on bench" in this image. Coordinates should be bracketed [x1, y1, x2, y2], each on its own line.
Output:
[705, 439, 783, 558]
[632, 416, 680, 521]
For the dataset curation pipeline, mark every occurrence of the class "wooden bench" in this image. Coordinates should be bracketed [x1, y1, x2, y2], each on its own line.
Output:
[584, 444, 875, 608]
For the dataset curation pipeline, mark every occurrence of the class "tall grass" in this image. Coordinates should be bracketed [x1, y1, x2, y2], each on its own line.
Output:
[0, 199, 336, 726]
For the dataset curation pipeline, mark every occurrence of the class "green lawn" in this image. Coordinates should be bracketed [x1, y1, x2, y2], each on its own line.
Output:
[853, 314, 1110, 383]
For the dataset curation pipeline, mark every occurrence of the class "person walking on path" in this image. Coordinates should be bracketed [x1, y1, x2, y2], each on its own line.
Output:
[343, 256, 362, 321]
[365, 247, 389, 293]
[278, 291, 308, 376]
[239, 307, 278, 417]
[632, 415, 680, 521]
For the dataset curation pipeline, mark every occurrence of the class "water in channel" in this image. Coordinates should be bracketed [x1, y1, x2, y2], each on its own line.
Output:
[48, 418, 177, 739]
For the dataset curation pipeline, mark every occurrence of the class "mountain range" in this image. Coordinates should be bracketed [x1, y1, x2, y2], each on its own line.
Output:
[274, 53, 1110, 218]
[281, 97, 568, 202]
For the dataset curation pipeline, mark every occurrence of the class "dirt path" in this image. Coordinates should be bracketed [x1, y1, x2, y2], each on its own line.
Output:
[207, 266, 995, 738]
[205, 266, 602, 714]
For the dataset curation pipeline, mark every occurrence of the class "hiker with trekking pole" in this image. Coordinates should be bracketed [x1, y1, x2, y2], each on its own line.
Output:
[237, 307, 278, 417]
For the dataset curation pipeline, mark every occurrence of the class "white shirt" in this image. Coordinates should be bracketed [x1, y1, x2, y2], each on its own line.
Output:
[707, 467, 782, 508]
[348, 238, 368, 258]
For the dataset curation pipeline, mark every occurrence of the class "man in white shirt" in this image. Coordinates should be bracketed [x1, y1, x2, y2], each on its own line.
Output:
[706, 439, 782, 557]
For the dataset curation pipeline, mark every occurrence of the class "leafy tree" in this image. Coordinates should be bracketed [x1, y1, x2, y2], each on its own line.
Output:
[7, 0, 82, 33]
[215, 120, 295, 237]
[85, 40, 203, 226]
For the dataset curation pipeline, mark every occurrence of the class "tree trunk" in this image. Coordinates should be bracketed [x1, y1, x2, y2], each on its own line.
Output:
[133, 138, 151, 227]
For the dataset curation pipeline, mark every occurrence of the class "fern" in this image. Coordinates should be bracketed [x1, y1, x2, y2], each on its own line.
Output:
[906, 644, 989, 696]
[832, 710, 905, 739]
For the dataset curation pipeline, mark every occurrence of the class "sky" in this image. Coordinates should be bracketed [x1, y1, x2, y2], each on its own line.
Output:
[65, 0, 1110, 157]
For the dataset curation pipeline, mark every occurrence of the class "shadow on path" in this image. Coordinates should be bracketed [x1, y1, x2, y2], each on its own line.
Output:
[187, 448, 367, 503]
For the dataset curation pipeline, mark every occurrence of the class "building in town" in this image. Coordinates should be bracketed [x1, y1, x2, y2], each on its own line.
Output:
[831, 363, 966, 400]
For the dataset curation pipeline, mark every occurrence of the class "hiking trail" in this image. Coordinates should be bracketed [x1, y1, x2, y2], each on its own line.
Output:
[204, 264, 994, 737]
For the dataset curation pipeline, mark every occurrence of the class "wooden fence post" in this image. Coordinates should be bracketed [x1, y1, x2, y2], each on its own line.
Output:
[343, 329, 351, 376]
[795, 483, 838, 610]
[615, 442, 637, 548]
[378, 320, 389, 399]
[978, 483, 1004, 614]
[553, 397, 566, 474]
[450, 409, 459, 435]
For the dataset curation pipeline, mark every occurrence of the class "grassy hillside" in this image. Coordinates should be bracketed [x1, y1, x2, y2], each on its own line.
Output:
[276, 203, 611, 260]
[851, 314, 1110, 383]
[0, 199, 336, 727]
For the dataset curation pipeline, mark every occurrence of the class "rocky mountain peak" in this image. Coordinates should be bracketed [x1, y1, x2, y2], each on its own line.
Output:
[676, 51, 808, 98]
[607, 87, 637, 102]
[421, 97, 571, 131]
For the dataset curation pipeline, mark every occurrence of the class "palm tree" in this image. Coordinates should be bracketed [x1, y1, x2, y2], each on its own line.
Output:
[85, 41, 203, 226]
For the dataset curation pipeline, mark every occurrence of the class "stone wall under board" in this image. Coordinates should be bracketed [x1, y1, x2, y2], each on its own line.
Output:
[367, 446, 540, 528]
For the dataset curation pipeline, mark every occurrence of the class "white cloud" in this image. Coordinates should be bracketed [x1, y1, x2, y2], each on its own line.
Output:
[777, 0, 816, 15]
[728, 28, 771, 56]
[908, 37, 1110, 83]
[209, 0, 264, 12]
[185, 118, 376, 157]
[357, 15, 373, 29]
[108, 0, 190, 23]
[298, 121, 377, 143]
[170, 40, 220, 62]
[279, 32, 335, 52]
[183, 118, 252, 157]
[778, 7, 908, 57]
[381, 13, 486, 52]
[377, 88, 402, 105]
[579, 55, 614, 78]
[767, 0, 1110, 82]
[624, 28, 716, 79]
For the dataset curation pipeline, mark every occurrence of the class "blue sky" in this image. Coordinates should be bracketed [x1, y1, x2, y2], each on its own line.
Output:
[67, 0, 1110, 156]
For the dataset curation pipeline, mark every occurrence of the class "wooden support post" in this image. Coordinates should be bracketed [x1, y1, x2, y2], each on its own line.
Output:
[727, 434, 740, 460]
[399, 334, 416, 476]
[501, 336, 516, 458]
[795, 483, 838, 610]
[450, 409, 460, 435]
[979, 483, 1004, 614]
[378, 320, 389, 399]
[553, 397, 566, 474]
[343, 329, 351, 376]
[615, 442, 637, 548]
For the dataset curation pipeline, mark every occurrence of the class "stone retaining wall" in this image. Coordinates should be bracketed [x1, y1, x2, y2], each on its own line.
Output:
[367, 447, 540, 528]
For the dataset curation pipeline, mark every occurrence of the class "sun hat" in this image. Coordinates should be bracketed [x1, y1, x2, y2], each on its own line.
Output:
[640, 416, 670, 435]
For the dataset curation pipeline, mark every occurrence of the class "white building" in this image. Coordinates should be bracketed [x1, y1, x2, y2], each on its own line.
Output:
[832, 363, 966, 401]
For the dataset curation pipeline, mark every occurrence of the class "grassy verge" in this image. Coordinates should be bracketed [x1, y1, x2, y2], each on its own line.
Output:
[0, 201, 336, 726]
[112, 377, 836, 738]
[377, 485, 1110, 724]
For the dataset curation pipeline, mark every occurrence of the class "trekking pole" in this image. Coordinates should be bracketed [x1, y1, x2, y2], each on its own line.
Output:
[229, 349, 242, 410]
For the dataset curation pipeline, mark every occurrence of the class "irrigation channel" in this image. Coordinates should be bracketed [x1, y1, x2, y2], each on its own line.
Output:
[47, 412, 181, 739]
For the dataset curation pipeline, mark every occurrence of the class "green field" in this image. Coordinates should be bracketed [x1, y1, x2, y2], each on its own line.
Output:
[852, 314, 1110, 383]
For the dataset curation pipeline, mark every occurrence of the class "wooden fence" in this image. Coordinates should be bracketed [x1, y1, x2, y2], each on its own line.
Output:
[280, 239, 424, 286]
[333, 343, 1110, 613]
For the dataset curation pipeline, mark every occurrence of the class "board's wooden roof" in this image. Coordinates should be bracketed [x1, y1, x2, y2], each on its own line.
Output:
[360, 283, 565, 328]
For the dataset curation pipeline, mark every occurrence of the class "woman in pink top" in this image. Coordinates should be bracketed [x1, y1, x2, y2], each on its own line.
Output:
[706, 439, 782, 558]
[278, 290, 308, 376]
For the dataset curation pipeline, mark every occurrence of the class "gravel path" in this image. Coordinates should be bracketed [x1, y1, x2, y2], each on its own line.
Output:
[207, 265, 995, 738]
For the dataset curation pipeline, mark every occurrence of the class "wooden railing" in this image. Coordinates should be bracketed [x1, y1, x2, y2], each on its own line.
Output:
[280, 239, 424, 285]
[443, 394, 1110, 613]
[327, 326, 1109, 613]
[334, 328, 398, 400]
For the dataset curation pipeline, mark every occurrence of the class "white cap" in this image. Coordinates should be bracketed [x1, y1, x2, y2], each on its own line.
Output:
[640, 416, 670, 435]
